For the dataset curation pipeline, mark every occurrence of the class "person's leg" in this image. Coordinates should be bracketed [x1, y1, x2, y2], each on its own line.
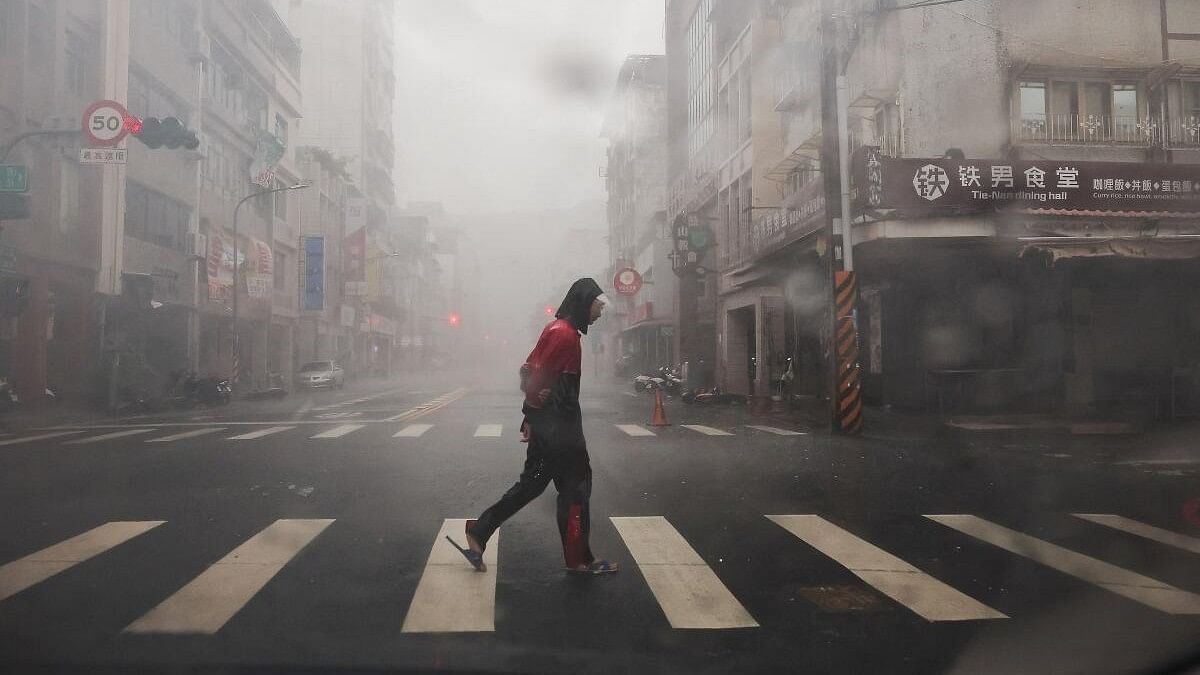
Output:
[554, 450, 597, 570]
[468, 441, 553, 552]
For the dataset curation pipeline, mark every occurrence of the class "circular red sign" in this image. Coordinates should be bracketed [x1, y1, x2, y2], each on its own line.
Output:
[614, 268, 643, 296]
[82, 100, 130, 147]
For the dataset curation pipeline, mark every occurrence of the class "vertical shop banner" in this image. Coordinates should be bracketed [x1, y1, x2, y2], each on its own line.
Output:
[303, 236, 325, 311]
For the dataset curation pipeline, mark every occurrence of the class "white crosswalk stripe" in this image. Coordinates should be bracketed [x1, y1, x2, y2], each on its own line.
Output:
[746, 425, 806, 436]
[226, 426, 295, 441]
[64, 428, 158, 444]
[474, 424, 503, 438]
[146, 428, 226, 443]
[311, 424, 366, 439]
[394, 424, 434, 438]
[768, 515, 1005, 621]
[681, 424, 733, 436]
[616, 424, 656, 437]
[0, 430, 86, 446]
[402, 519, 498, 633]
[125, 519, 334, 634]
[1072, 513, 1200, 556]
[612, 516, 758, 629]
[0, 521, 165, 602]
[927, 514, 1200, 614]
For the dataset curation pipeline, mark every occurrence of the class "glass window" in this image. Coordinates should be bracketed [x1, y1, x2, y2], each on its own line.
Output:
[1187, 82, 1200, 115]
[1112, 84, 1138, 122]
[1019, 81, 1046, 122]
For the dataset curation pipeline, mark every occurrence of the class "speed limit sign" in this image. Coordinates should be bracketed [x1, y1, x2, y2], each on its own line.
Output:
[82, 100, 130, 147]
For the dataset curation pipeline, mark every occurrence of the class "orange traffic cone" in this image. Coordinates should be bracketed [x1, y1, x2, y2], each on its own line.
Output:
[650, 387, 670, 426]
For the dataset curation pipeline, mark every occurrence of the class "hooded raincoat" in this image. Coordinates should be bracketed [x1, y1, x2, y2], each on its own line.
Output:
[468, 278, 605, 569]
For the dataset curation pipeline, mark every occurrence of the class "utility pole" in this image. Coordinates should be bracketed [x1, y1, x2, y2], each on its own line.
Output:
[819, 4, 864, 434]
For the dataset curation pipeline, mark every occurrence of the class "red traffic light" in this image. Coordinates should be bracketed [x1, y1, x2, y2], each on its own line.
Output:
[544, 306, 554, 316]
[448, 313, 461, 327]
[123, 116, 143, 134]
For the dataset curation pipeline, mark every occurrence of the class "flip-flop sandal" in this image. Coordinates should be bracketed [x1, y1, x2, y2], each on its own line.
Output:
[445, 536, 486, 572]
[566, 560, 619, 575]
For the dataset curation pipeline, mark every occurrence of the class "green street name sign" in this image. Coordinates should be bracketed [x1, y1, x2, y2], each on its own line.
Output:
[0, 165, 29, 193]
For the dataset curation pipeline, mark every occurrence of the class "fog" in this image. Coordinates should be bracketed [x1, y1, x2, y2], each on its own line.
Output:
[393, 1, 663, 367]
[394, 0, 664, 213]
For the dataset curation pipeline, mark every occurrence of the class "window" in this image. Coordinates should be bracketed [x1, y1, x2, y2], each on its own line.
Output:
[1019, 81, 1046, 125]
[1186, 82, 1200, 117]
[1018, 78, 1142, 142]
[125, 182, 190, 250]
[1112, 83, 1138, 135]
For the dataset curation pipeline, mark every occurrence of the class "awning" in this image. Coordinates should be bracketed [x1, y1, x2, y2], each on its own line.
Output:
[1020, 236, 1200, 262]
[621, 320, 671, 335]
[1018, 208, 1200, 219]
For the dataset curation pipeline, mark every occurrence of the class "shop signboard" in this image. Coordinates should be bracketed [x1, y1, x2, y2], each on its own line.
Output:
[854, 147, 1200, 216]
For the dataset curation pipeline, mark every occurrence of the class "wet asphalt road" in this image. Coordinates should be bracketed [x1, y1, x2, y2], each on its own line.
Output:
[0, 371, 1197, 674]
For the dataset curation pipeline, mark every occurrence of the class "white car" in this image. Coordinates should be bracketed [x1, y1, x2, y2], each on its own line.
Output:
[296, 361, 345, 389]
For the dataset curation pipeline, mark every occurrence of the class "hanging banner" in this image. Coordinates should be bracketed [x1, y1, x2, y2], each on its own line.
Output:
[303, 236, 325, 311]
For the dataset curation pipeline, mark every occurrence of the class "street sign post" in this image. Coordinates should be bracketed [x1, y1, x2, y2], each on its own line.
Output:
[0, 165, 28, 192]
[82, 100, 130, 147]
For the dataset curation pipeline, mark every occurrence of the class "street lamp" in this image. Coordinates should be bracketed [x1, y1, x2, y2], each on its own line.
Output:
[230, 181, 310, 388]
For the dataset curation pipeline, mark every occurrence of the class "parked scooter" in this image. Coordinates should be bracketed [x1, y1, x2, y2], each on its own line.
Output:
[632, 370, 665, 393]
[661, 364, 683, 396]
[165, 370, 232, 407]
[0, 377, 19, 414]
[681, 386, 748, 406]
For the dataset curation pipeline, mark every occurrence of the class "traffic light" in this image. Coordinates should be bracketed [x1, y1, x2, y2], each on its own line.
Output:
[544, 306, 554, 316]
[448, 313, 461, 327]
[130, 116, 200, 150]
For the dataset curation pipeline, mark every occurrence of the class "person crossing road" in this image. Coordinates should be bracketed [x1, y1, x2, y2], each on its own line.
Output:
[449, 278, 619, 575]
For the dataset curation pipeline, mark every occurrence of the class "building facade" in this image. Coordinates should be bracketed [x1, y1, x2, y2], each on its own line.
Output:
[662, 0, 1200, 422]
[603, 55, 674, 376]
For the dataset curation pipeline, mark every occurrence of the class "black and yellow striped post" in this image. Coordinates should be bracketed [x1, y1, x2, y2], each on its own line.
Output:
[834, 271, 863, 434]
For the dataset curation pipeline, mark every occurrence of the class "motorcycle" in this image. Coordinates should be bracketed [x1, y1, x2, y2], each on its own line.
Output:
[632, 371, 665, 393]
[0, 377, 19, 414]
[661, 365, 683, 395]
[681, 386, 748, 406]
[166, 370, 232, 407]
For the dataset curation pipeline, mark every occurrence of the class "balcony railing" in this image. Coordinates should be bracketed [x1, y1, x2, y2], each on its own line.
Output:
[1166, 115, 1200, 149]
[1015, 113, 1159, 146]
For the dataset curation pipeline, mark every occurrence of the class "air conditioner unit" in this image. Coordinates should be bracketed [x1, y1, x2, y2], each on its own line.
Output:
[188, 232, 208, 259]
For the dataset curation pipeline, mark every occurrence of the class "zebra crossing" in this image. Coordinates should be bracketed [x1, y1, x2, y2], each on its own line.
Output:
[1, 512, 1195, 635]
[0, 421, 808, 447]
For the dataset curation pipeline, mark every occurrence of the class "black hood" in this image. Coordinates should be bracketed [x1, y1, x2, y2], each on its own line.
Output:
[555, 278, 604, 335]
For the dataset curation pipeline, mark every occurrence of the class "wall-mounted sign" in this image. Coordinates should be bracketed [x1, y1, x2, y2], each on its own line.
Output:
[854, 147, 1200, 216]
[303, 236, 325, 311]
[614, 267, 643, 296]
